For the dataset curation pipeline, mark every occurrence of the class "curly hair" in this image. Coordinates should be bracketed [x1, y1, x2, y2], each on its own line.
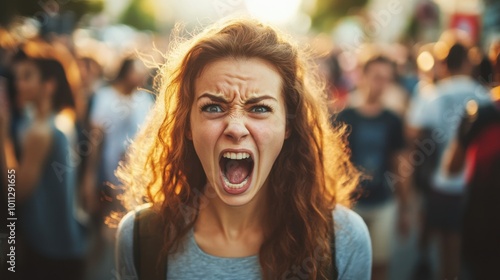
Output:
[117, 18, 360, 279]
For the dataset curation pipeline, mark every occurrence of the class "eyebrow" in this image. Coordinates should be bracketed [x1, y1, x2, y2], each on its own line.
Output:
[197, 93, 277, 104]
[246, 95, 277, 104]
[197, 93, 229, 103]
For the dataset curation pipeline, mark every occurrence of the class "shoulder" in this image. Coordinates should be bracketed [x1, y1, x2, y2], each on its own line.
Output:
[132, 90, 154, 107]
[116, 205, 156, 250]
[92, 86, 120, 106]
[459, 102, 500, 145]
[133, 90, 153, 99]
[333, 205, 370, 249]
[334, 108, 357, 125]
[117, 210, 136, 240]
[90, 87, 118, 121]
[94, 86, 112, 98]
[116, 210, 139, 280]
[333, 205, 372, 280]
[338, 107, 356, 118]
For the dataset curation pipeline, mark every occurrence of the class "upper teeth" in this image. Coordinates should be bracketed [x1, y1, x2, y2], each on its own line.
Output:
[223, 152, 250, 160]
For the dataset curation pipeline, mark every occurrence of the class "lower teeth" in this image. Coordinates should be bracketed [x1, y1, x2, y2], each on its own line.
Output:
[223, 176, 249, 189]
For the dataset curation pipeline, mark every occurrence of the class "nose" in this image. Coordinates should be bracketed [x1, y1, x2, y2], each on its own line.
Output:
[223, 116, 249, 143]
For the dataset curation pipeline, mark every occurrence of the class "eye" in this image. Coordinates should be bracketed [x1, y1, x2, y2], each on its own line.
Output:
[201, 103, 224, 113]
[250, 105, 272, 113]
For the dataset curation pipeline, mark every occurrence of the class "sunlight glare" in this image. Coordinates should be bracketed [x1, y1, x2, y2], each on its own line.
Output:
[244, 0, 302, 24]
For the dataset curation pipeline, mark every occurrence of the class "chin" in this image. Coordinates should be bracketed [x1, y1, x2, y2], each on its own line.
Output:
[210, 175, 260, 207]
[215, 189, 258, 207]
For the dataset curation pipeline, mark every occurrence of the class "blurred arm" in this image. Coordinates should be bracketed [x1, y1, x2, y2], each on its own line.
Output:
[16, 123, 52, 202]
[80, 123, 104, 214]
[442, 139, 466, 176]
[391, 148, 412, 238]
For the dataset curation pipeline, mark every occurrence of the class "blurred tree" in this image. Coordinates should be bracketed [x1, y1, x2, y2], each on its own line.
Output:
[311, 0, 368, 32]
[0, 0, 103, 28]
[119, 0, 157, 32]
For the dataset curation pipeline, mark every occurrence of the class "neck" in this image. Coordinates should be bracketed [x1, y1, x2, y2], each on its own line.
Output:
[449, 68, 470, 77]
[357, 88, 383, 116]
[34, 98, 53, 120]
[197, 184, 268, 240]
[113, 82, 134, 96]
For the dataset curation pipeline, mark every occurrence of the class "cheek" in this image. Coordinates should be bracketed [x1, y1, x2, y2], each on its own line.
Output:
[251, 120, 286, 157]
[190, 116, 224, 162]
[17, 80, 34, 98]
[191, 117, 223, 142]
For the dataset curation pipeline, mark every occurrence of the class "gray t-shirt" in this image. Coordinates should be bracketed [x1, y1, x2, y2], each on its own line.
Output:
[116, 205, 371, 280]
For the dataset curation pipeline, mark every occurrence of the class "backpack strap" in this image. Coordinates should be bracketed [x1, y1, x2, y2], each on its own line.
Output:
[133, 207, 167, 280]
[331, 220, 338, 280]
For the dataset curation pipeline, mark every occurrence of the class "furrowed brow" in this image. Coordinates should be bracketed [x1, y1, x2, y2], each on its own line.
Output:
[245, 95, 277, 104]
[197, 93, 229, 103]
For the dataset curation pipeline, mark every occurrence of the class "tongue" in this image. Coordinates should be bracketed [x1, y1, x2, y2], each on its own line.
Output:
[225, 159, 251, 184]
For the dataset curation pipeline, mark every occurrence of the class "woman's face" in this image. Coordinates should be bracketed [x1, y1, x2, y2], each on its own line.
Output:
[190, 57, 289, 207]
[13, 60, 42, 107]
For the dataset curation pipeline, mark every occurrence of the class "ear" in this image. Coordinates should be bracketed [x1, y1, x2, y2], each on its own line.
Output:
[285, 124, 291, 139]
[186, 129, 192, 140]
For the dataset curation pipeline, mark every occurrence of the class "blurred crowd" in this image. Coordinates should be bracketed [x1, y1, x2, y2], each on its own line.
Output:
[0, 7, 499, 280]
[0, 28, 155, 280]
[323, 29, 500, 280]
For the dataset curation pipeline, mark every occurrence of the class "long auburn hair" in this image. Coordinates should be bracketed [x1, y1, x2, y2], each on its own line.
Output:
[117, 18, 360, 279]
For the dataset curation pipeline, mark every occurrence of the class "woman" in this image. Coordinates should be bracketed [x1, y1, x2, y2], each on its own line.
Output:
[6, 51, 87, 279]
[116, 18, 371, 279]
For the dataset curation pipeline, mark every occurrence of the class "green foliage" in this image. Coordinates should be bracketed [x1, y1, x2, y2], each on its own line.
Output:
[311, 0, 368, 32]
[119, 0, 157, 32]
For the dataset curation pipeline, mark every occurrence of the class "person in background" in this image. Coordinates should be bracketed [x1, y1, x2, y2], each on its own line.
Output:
[82, 56, 153, 280]
[408, 42, 491, 280]
[333, 55, 409, 280]
[347, 48, 410, 118]
[75, 56, 104, 219]
[77, 56, 103, 127]
[5, 51, 87, 280]
[406, 42, 445, 280]
[442, 50, 500, 279]
[85, 57, 153, 217]
[323, 53, 351, 113]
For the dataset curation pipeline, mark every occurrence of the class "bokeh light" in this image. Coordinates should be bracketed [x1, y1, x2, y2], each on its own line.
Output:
[417, 51, 435, 72]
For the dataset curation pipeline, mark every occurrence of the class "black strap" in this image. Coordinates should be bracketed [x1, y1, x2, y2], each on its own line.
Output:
[331, 220, 338, 280]
[133, 207, 167, 280]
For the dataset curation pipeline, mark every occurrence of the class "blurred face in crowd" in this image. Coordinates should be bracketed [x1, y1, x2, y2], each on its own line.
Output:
[363, 62, 394, 102]
[126, 60, 147, 89]
[78, 58, 101, 93]
[189, 58, 289, 207]
[13, 60, 42, 107]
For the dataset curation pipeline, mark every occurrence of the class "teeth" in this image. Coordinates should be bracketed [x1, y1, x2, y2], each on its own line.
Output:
[223, 152, 250, 160]
[223, 175, 249, 189]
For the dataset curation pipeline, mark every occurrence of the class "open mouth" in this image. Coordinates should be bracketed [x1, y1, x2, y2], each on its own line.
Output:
[219, 151, 254, 195]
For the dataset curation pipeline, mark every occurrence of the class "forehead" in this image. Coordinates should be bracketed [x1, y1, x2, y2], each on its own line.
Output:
[194, 57, 283, 100]
[14, 59, 35, 69]
[13, 60, 38, 75]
